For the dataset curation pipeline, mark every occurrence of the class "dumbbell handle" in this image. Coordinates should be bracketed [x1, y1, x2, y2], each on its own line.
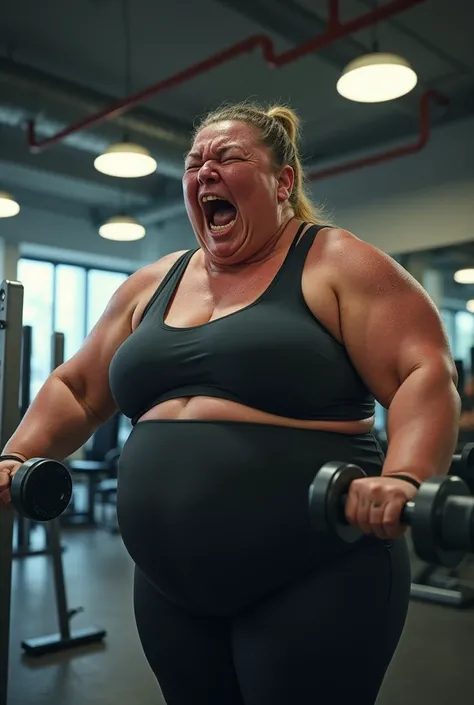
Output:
[400, 502, 414, 523]
[340, 494, 414, 525]
[340, 494, 474, 551]
[451, 443, 474, 477]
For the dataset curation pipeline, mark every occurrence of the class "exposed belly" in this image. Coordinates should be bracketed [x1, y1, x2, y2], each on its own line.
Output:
[137, 395, 374, 434]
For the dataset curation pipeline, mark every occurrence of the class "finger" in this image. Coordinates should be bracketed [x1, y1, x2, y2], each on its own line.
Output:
[0, 486, 12, 508]
[344, 486, 358, 526]
[369, 501, 389, 539]
[355, 492, 372, 534]
[382, 499, 407, 540]
[0, 470, 11, 490]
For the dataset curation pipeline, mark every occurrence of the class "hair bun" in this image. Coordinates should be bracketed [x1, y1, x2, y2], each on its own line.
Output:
[266, 106, 300, 145]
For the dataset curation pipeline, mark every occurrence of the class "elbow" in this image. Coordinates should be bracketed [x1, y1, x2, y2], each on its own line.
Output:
[53, 369, 110, 427]
[399, 356, 461, 406]
[419, 358, 461, 417]
[446, 359, 461, 415]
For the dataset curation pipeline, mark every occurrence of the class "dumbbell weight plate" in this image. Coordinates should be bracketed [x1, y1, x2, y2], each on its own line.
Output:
[410, 475, 469, 568]
[309, 461, 367, 543]
[11, 458, 72, 521]
[461, 443, 474, 477]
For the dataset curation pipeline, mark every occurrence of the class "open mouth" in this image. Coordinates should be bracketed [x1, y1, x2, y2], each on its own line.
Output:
[202, 196, 237, 233]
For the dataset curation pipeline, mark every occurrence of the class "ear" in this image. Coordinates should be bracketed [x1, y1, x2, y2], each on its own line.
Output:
[276, 165, 295, 204]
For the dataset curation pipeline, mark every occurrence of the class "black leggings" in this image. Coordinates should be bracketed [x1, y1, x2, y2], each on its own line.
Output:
[118, 421, 411, 705]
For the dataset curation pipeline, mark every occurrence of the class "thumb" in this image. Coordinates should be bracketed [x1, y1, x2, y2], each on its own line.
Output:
[0, 468, 13, 509]
[0, 461, 22, 486]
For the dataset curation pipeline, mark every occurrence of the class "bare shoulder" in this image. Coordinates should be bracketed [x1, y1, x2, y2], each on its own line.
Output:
[317, 226, 394, 272]
[55, 249, 190, 422]
[320, 227, 425, 298]
[129, 249, 189, 292]
[318, 228, 455, 406]
[130, 249, 190, 328]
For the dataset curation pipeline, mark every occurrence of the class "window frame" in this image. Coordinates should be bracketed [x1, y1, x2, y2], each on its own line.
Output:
[19, 255, 133, 341]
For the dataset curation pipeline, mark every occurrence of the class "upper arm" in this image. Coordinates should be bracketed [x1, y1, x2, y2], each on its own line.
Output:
[56, 251, 187, 422]
[331, 231, 457, 408]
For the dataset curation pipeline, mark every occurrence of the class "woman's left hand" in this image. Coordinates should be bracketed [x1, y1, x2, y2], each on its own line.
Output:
[344, 476, 419, 540]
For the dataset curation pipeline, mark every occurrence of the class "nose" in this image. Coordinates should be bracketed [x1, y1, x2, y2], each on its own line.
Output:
[198, 161, 220, 185]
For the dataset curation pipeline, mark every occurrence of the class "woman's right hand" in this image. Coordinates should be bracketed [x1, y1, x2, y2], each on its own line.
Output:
[0, 459, 23, 510]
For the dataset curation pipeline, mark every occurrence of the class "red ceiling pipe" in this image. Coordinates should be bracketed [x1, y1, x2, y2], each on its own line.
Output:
[27, 0, 425, 153]
[307, 91, 448, 182]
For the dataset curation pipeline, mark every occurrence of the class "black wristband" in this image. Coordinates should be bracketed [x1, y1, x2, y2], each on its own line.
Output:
[388, 473, 421, 490]
[0, 454, 26, 465]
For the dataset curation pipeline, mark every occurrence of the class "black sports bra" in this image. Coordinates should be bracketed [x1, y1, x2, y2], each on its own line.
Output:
[109, 223, 375, 424]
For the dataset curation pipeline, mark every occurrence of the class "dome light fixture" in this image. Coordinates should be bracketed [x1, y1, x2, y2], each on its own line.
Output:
[99, 215, 146, 241]
[454, 269, 474, 284]
[336, 52, 418, 103]
[466, 300, 474, 314]
[0, 191, 20, 218]
[94, 142, 157, 178]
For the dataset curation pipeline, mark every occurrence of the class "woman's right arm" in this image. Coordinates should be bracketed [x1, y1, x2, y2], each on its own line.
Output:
[2, 251, 186, 462]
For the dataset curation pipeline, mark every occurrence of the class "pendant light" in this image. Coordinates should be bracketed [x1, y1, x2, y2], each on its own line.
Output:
[99, 215, 146, 241]
[94, 0, 157, 179]
[336, 3, 417, 103]
[337, 52, 418, 103]
[454, 270, 474, 284]
[94, 143, 157, 178]
[0, 192, 20, 218]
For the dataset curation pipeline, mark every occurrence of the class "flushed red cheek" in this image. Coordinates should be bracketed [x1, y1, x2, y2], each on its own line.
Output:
[226, 170, 260, 204]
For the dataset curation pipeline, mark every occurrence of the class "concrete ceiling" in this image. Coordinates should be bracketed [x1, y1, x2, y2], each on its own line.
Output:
[0, 0, 473, 234]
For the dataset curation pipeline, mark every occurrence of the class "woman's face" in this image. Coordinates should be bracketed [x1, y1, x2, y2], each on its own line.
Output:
[182, 120, 294, 264]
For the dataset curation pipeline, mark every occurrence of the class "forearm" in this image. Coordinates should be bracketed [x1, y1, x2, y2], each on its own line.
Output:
[2, 373, 103, 461]
[382, 364, 461, 482]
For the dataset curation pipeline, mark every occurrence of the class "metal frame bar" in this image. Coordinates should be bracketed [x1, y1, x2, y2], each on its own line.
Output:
[0, 281, 24, 705]
[19, 332, 106, 656]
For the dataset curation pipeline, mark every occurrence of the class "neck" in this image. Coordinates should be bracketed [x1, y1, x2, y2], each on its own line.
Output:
[203, 215, 302, 275]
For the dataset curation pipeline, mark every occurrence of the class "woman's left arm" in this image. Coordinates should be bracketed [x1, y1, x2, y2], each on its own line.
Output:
[330, 231, 461, 537]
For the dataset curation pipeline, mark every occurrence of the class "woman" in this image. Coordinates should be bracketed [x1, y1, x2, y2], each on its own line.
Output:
[0, 102, 460, 704]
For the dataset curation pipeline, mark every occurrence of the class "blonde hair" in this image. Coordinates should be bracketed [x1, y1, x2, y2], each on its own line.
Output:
[193, 101, 326, 225]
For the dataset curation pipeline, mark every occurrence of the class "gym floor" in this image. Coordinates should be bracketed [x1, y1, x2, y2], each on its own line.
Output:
[8, 527, 474, 705]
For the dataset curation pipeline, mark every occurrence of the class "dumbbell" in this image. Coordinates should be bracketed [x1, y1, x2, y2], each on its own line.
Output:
[451, 442, 474, 476]
[10, 458, 73, 521]
[308, 461, 474, 568]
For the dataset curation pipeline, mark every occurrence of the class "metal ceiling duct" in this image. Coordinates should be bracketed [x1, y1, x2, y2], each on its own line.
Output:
[0, 58, 189, 180]
[24, 0, 425, 153]
[133, 198, 188, 226]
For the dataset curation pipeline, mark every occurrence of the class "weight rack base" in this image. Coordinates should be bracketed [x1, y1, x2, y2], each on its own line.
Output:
[410, 583, 474, 608]
[21, 626, 106, 657]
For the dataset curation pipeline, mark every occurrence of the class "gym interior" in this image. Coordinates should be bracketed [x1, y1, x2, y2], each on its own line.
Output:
[1, 1, 474, 703]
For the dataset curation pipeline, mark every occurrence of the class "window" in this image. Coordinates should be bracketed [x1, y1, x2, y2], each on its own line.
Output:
[18, 258, 130, 402]
[18, 260, 55, 401]
[87, 269, 128, 334]
[440, 309, 455, 355]
[55, 265, 87, 362]
[374, 402, 386, 431]
[454, 311, 474, 372]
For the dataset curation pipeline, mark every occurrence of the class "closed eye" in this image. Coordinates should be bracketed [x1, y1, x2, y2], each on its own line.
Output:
[185, 154, 245, 170]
